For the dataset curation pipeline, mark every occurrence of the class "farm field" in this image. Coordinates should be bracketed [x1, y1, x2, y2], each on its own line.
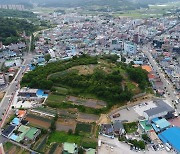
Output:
[47, 131, 97, 148]
[75, 123, 92, 134]
[4, 142, 30, 154]
[26, 113, 52, 129]
[33, 135, 48, 153]
[56, 118, 77, 132]
[113, 1, 180, 18]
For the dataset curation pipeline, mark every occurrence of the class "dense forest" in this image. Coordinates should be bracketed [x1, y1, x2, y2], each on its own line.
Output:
[0, 17, 38, 45]
[21, 55, 150, 107]
[0, 9, 36, 18]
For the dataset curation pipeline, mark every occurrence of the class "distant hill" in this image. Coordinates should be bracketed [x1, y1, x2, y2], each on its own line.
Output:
[0, 0, 179, 10]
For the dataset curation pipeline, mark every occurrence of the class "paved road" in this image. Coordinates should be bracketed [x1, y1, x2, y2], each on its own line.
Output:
[141, 21, 180, 112]
[0, 52, 34, 127]
[143, 46, 179, 112]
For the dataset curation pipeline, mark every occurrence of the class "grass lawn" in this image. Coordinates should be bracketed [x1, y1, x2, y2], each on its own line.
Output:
[123, 122, 138, 134]
[75, 123, 92, 133]
[47, 131, 82, 145]
[54, 86, 68, 95]
[47, 94, 66, 103]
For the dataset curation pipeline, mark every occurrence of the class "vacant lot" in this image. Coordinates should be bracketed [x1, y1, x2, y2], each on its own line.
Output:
[56, 118, 77, 132]
[26, 113, 52, 129]
[68, 96, 106, 109]
[77, 113, 99, 123]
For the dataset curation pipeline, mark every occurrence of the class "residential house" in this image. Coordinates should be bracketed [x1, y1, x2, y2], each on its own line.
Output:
[63, 142, 78, 154]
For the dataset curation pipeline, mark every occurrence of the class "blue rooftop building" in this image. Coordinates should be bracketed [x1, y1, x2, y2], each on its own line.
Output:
[11, 117, 20, 126]
[158, 127, 180, 153]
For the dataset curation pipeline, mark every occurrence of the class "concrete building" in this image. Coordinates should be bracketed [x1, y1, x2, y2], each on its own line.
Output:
[124, 41, 137, 55]
[143, 100, 175, 121]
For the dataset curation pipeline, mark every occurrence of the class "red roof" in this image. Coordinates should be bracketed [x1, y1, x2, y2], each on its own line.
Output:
[148, 73, 155, 79]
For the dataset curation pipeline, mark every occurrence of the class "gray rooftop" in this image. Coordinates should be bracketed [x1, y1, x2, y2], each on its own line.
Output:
[113, 120, 124, 131]
[144, 100, 174, 117]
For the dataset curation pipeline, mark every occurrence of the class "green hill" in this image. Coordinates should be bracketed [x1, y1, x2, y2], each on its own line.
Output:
[21, 55, 150, 108]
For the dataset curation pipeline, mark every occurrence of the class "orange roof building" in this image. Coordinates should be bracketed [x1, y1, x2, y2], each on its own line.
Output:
[142, 65, 152, 73]
[148, 73, 155, 79]
[17, 110, 26, 118]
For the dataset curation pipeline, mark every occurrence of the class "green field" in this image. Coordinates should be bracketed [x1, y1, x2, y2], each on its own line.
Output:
[48, 131, 82, 145]
[113, 1, 180, 18]
[75, 123, 92, 133]
[47, 94, 66, 103]
[47, 131, 97, 148]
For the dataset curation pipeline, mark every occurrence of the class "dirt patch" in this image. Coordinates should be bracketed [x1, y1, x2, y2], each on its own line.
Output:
[69, 64, 96, 75]
[26, 117, 51, 129]
[97, 114, 111, 125]
[77, 113, 99, 123]
[56, 118, 77, 132]
[0, 92, 5, 101]
[54, 145, 62, 154]
[68, 96, 106, 109]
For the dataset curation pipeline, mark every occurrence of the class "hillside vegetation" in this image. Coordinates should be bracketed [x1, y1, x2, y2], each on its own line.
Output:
[0, 9, 36, 18]
[21, 55, 150, 108]
[0, 17, 38, 45]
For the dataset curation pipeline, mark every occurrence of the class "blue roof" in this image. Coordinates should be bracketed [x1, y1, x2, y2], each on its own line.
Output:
[37, 57, 45, 63]
[134, 61, 143, 65]
[152, 124, 160, 132]
[154, 118, 170, 130]
[36, 89, 48, 97]
[158, 127, 180, 152]
[11, 117, 20, 126]
[29, 64, 36, 71]
[10, 133, 18, 141]
[152, 117, 159, 123]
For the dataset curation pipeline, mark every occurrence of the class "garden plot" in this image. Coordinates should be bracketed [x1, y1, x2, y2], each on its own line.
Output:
[56, 118, 77, 132]
[75, 123, 92, 134]
[26, 113, 52, 129]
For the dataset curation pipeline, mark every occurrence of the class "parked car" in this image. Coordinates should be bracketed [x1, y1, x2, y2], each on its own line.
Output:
[112, 113, 120, 118]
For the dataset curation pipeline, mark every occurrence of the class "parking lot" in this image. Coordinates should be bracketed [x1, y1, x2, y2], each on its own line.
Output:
[110, 108, 139, 122]
[98, 136, 173, 154]
[133, 100, 157, 116]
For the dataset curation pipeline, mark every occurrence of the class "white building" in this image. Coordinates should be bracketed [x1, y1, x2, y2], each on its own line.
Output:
[0, 73, 5, 85]
[124, 41, 137, 55]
